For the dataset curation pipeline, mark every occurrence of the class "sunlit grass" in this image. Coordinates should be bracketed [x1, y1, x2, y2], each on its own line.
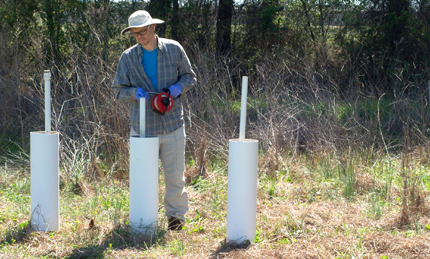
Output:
[2, 145, 430, 258]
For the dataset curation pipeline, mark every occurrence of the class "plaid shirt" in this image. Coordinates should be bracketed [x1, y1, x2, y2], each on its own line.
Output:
[112, 37, 197, 136]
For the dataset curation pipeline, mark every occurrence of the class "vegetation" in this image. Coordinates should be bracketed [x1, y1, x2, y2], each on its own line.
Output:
[1, 142, 430, 258]
[1, 0, 430, 258]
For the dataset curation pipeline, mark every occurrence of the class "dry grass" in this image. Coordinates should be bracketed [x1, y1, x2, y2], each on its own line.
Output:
[2, 147, 430, 258]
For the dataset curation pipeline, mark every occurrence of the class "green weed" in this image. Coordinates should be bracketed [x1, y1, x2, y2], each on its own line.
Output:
[169, 239, 186, 257]
[367, 192, 386, 220]
[342, 172, 356, 201]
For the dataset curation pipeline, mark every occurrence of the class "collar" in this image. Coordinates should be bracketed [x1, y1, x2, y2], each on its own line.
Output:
[137, 35, 165, 56]
[155, 36, 166, 53]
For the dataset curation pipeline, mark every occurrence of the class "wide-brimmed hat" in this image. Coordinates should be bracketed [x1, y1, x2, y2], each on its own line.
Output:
[121, 10, 164, 35]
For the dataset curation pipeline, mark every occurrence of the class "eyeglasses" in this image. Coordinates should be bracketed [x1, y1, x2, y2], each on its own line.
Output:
[131, 25, 151, 37]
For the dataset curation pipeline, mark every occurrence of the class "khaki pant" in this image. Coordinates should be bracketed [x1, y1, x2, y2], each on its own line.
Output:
[158, 126, 188, 222]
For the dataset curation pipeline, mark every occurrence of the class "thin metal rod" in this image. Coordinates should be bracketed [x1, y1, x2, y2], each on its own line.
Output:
[44, 70, 51, 133]
[239, 76, 248, 141]
[140, 98, 146, 137]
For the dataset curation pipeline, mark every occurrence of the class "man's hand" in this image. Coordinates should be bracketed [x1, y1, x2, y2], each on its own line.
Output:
[169, 84, 182, 98]
[135, 88, 149, 101]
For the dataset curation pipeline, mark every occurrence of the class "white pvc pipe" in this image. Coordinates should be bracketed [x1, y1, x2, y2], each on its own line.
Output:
[44, 70, 51, 133]
[239, 76, 248, 141]
[129, 136, 159, 234]
[30, 131, 59, 231]
[140, 98, 146, 137]
[226, 139, 258, 244]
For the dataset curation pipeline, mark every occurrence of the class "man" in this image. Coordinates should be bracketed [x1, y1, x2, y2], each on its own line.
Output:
[112, 10, 197, 230]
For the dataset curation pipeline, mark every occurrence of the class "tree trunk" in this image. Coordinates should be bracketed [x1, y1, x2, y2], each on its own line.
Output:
[171, 0, 179, 41]
[216, 0, 233, 58]
[148, 0, 171, 37]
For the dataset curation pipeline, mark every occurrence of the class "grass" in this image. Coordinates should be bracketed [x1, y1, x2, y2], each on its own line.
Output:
[1, 146, 430, 258]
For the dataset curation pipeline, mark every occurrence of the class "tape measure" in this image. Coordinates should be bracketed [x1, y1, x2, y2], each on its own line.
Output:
[152, 90, 173, 115]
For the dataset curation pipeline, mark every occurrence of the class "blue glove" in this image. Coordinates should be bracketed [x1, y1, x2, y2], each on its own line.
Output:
[135, 88, 149, 101]
[169, 84, 182, 98]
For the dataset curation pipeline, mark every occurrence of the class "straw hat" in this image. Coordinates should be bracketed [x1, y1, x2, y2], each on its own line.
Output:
[121, 10, 164, 35]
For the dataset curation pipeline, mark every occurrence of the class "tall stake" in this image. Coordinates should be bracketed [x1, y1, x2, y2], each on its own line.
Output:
[239, 76, 248, 141]
[140, 98, 146, 137]
[44, 70, 51, 133]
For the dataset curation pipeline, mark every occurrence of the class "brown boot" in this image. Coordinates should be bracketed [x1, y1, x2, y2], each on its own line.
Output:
[168, 217, 183, 231]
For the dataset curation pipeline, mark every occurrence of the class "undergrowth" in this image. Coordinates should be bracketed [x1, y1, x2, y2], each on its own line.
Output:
[1, 140, 430, 258]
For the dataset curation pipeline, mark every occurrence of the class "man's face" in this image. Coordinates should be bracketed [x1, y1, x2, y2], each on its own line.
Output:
[131, 25, 155, 47]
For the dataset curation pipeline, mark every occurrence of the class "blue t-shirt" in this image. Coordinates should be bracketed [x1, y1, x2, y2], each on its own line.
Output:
[141, 47, 158, 91]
